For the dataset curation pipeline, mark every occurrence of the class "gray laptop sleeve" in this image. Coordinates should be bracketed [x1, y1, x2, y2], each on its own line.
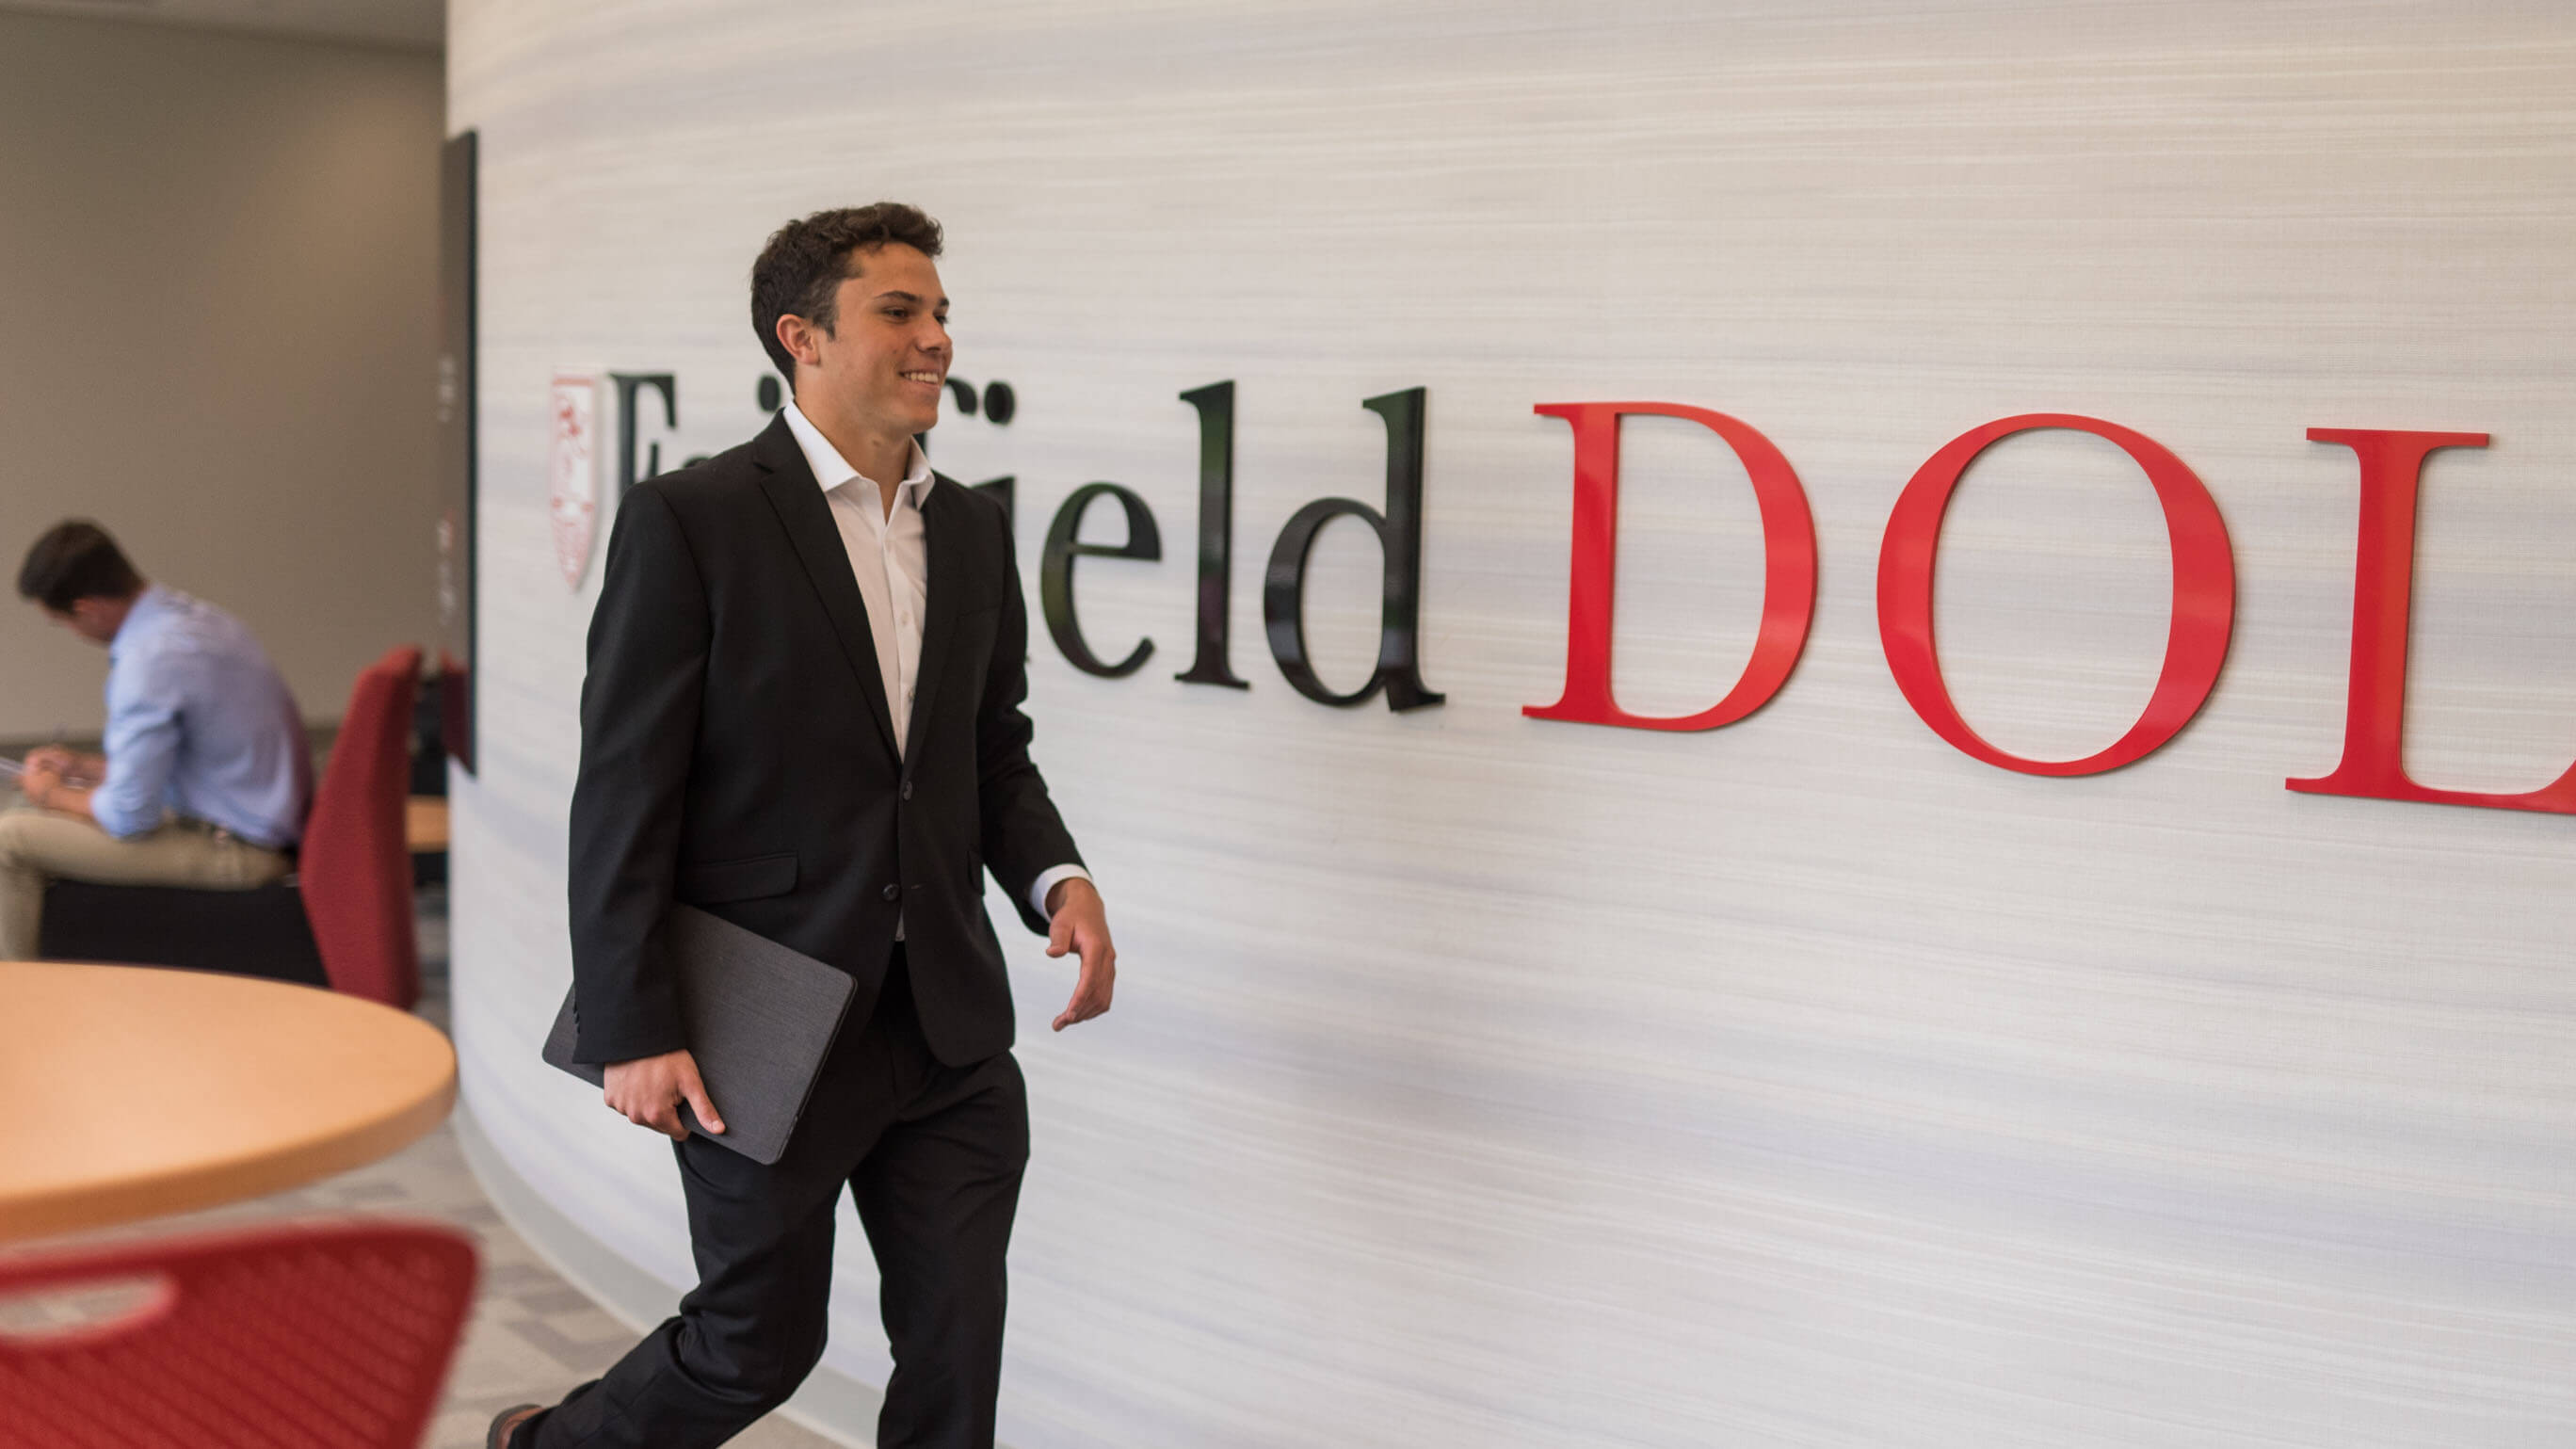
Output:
[542, 904, 857, 1166]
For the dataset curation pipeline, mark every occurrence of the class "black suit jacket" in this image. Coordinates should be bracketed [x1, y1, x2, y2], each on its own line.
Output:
[567, 413, 1081, 1069]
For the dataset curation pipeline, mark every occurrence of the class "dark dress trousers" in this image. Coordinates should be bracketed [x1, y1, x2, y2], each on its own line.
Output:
[530, 413, 1083, 1449]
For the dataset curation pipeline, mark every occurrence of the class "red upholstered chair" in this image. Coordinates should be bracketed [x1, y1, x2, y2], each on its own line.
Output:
[300, 645, 425, 1008]
[0, 1221, 477, 1448]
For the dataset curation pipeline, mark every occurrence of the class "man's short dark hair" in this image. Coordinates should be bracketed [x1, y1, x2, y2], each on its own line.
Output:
[17, 521, 142, 612]
[749, 202, 945, 380]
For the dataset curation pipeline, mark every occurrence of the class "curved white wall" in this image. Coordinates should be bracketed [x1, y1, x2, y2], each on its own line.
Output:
[448, 5, 2576, 1444]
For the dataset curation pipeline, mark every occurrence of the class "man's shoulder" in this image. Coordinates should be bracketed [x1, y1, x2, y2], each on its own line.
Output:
[122, 588, 246, 662]
[933, 471, 1006, 519]
[106, 592, 258, 705]
[929, 472, 1013, 551]
[630, 435, 769, 512]
[619, 435, 804, 563]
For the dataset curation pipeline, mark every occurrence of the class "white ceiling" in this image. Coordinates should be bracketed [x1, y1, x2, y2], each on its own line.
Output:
[0, 0, 442, 52]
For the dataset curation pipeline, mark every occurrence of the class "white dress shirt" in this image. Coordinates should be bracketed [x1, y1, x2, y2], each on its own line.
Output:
[780, 401, 1088, 926]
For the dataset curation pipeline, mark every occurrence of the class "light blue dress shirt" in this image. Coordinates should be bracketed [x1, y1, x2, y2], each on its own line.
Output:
[93, 586, 312, 849]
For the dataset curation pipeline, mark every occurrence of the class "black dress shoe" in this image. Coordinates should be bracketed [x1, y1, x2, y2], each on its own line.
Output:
[488, 1403, 543, 1449]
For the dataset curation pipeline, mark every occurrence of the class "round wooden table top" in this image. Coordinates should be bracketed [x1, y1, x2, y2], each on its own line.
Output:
[0, 960, 457, 1244]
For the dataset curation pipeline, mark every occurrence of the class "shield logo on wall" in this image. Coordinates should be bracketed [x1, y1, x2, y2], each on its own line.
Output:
[549, 373, 600, 589]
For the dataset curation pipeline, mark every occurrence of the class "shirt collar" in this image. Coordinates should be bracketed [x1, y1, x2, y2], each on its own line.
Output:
[781, 400, 935, 507]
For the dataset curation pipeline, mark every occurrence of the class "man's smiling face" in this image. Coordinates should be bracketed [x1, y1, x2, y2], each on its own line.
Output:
[800, 242, 951, 443]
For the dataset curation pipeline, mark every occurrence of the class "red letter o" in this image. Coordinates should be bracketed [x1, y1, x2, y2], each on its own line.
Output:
[1876, 415, 2236, 776]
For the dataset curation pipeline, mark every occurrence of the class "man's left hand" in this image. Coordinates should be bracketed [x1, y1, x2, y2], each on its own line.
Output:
[19, 761, 62, 809]
[1043, 876, 1116, 1032]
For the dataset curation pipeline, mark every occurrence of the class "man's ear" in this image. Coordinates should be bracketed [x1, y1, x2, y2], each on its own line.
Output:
[775, 313, 825, 371]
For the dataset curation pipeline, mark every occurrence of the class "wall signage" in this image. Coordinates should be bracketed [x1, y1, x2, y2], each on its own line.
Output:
[592, 368, 2570, 817]
[548, 373, 600, 589]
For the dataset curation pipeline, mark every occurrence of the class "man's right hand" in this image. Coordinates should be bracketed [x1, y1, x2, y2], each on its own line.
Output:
[602, 1049, 726, 1141]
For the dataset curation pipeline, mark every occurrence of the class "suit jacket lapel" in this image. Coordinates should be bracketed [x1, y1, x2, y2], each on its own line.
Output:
[750, 416, 902, 762]
[906, 476, 969, 753]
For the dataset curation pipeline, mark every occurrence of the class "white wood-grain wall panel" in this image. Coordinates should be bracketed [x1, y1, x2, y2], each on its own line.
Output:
[447, 4, 2576, 1444]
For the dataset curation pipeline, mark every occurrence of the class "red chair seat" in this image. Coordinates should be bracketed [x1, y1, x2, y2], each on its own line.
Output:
[0, 1222, 477, 1448]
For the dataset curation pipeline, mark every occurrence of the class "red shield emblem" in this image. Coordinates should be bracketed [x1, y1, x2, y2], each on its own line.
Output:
[549, 374, 599, 588]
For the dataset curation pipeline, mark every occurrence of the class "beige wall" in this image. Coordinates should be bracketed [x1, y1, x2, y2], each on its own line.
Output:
[0, 11, 442, 740]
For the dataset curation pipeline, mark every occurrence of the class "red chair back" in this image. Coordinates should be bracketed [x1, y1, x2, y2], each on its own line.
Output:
[0, 1221, 477, 1448]
[302, 646, 424, 1007]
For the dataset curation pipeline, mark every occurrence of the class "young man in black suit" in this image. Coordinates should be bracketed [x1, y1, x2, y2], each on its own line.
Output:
[496, 203, 1116, 1449]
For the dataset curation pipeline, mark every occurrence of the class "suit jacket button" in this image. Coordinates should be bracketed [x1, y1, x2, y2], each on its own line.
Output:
[900, 780, 912, 800]
[882, 883, 901, 902]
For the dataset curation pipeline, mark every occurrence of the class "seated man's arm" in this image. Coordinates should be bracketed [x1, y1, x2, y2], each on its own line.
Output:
[564, 483, 723, 1138]
[77, 651, 187, 838]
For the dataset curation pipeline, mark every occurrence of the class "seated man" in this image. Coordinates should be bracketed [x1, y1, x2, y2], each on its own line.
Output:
[2, 521, 311, 960]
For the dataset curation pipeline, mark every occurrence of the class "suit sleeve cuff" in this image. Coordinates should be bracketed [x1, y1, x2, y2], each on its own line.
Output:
[1029, 863, 1090, 921]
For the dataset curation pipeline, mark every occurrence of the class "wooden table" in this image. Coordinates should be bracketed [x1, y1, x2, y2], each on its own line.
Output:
[0, 961, 457, 1243]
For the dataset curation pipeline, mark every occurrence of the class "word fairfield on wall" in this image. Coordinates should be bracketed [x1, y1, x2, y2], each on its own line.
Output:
[1044, 381, 1441, 712]
[1038, 383, 2573, 818]
[605, 370, 1022, 497]
[587, 367, 2571, 817]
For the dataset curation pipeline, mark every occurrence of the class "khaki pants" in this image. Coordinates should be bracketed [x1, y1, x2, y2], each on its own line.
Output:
[0, 806, 291, 961]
